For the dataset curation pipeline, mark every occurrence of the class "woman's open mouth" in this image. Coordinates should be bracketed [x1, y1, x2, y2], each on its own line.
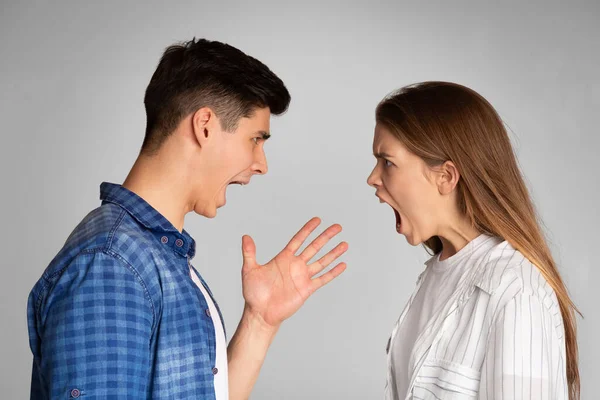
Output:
[376, 194, 403, 234]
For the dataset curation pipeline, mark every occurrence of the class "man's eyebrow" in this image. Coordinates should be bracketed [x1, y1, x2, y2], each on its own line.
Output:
[257, 130, 271, 140]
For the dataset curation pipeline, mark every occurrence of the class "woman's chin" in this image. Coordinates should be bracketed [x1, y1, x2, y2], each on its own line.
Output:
[405, 236, 417, 246]
[402, 230, 421, 246]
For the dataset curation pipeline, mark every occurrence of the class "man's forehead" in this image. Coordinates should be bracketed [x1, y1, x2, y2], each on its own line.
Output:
[239, 112, 270, 131]
[249, 108, 270, 123]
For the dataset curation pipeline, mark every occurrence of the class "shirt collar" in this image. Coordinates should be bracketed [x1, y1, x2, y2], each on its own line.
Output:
[100, 182, 196, 258]
[422, 234, 503, 296]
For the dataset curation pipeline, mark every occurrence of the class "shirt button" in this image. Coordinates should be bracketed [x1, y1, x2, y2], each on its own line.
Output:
[70, 388, 81, 398]
[175, 239, 184, 247]
[212, 367, 219, 375]
[205, 308, 211, 317]
[160, 236, 168, 244]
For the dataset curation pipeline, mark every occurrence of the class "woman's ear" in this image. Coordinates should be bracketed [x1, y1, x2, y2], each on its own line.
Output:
[437, 160, 460, 195]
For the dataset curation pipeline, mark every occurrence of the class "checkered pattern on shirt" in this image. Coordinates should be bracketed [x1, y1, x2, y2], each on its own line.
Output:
[28, 182, 224, 399]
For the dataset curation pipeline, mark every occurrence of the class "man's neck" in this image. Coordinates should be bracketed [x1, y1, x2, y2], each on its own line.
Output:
[123, 155, 189, 232]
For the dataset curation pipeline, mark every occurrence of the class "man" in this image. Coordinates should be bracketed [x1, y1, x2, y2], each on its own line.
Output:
[27, 38, 348, 399]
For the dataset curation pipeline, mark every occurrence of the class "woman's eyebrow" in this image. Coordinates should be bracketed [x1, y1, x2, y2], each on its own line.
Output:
[373, 151, 392, 158]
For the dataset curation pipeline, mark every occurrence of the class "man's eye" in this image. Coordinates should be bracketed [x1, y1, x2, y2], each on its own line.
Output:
[385, 159, 393, 167]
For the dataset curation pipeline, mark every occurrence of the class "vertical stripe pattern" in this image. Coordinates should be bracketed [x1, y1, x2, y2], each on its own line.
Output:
[385, 237, 567, 400]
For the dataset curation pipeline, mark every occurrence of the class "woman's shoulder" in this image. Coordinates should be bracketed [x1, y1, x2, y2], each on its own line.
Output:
[474, 239, 561, 315]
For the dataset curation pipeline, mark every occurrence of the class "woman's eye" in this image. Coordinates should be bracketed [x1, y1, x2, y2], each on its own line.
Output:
[385, 159, 393, 167]
[252, 137, 261, 144]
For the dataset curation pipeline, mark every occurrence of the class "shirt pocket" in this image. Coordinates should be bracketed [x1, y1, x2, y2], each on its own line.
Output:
[411, 359, 480, 399]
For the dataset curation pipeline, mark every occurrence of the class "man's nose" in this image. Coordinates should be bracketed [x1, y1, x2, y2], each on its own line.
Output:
[253, 148, 268, 175]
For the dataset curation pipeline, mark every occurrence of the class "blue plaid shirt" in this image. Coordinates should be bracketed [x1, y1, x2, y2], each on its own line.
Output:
[27, 182, 225, 399]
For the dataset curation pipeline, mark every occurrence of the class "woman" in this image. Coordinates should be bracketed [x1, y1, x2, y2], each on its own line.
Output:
[367, 82, 579, 400]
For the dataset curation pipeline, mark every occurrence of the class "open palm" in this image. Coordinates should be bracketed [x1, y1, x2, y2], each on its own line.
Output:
[241, 217, 348, 327]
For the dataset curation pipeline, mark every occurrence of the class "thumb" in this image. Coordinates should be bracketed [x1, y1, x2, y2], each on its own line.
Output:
[241, 235, 257, 269]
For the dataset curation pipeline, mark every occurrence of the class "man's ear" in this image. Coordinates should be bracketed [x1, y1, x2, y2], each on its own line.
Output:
[437, 160, 461, 195]
[192, 107, 218, 147]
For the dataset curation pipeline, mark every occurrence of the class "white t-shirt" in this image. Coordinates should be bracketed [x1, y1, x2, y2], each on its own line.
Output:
[190, 267, 229, 400]
[390, 234, 497, 398]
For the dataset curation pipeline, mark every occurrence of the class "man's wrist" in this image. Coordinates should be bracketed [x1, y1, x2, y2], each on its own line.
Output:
[240, 303, 280, 339]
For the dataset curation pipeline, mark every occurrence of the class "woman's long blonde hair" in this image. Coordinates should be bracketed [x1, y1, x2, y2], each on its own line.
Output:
[376, 81, 579, 399]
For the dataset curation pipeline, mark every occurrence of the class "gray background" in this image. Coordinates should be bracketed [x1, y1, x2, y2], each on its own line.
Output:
[1, 0, 598, 398]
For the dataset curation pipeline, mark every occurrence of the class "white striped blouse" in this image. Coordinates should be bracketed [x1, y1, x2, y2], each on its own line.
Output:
[385, 235, 568, 399]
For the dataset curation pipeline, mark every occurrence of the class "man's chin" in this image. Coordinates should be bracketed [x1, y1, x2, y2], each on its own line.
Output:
[195, 205, 219, 219]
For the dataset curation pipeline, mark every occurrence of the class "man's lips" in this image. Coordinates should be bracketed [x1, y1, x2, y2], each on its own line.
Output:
[229, 177, 251, 185]
[393, 208, 401, 227]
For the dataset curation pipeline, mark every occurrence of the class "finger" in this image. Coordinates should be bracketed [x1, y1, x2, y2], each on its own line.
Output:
[241, 235, 257, 272]
[285, 217, 321, 254]
[311, 262, 347, 291]
[308, 241, 348, 276]
[299, 224, 342, 263]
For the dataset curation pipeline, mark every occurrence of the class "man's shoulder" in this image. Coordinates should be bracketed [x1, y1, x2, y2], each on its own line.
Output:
[55, 202, 155, 265]
[33, 203, 163, 301]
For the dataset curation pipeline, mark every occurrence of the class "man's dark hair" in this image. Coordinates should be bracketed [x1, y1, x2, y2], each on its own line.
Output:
[142, 38, 291, 154]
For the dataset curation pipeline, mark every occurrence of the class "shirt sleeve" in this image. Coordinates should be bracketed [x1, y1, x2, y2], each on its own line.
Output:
[34, 251, 154, 399]
[478, 292, 567, 399]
